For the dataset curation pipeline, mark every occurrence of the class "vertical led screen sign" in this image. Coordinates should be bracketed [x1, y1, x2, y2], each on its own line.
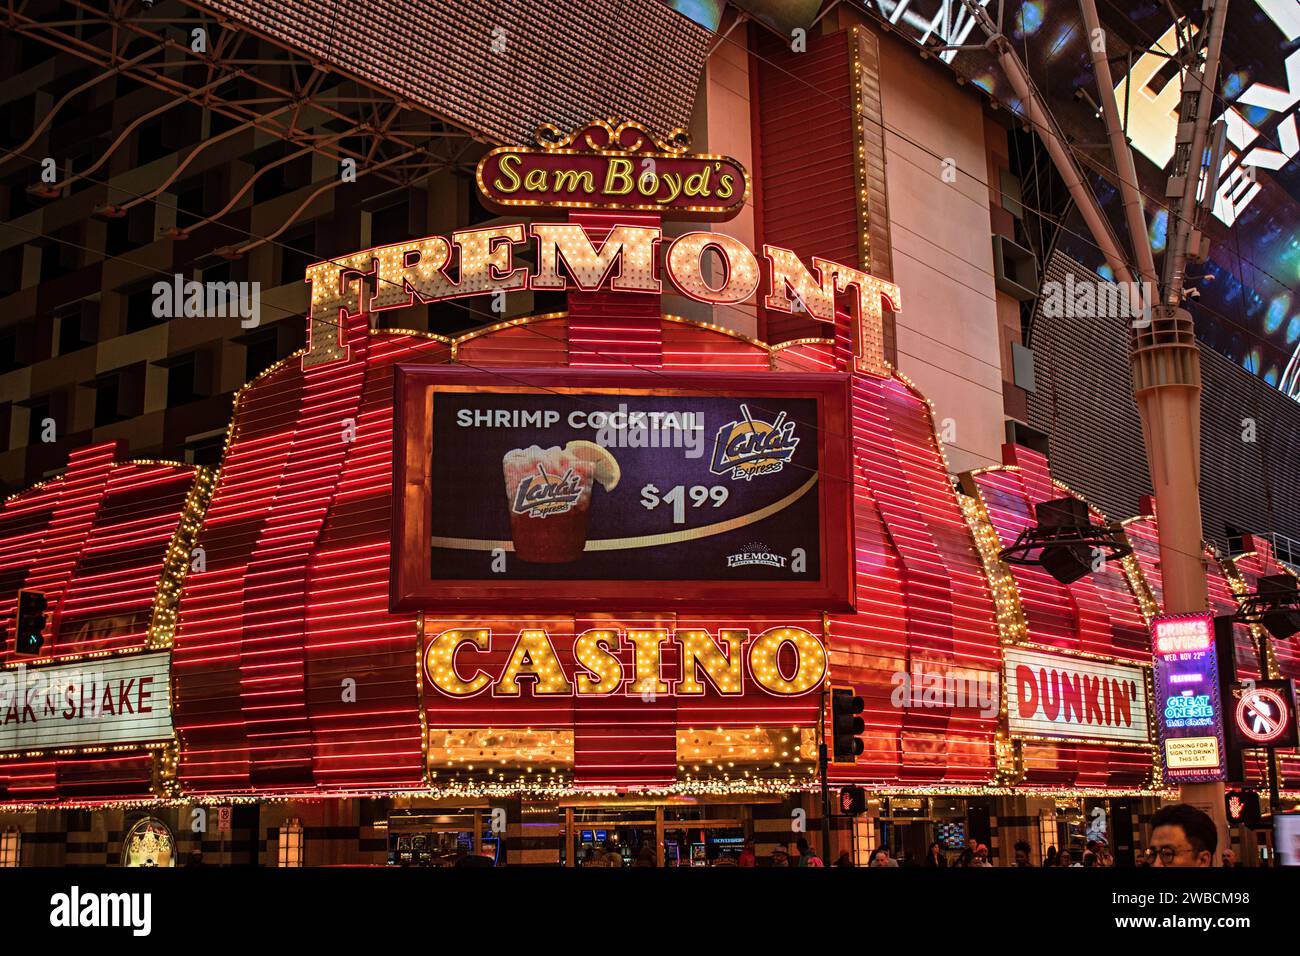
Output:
[1152, 613, 1228, 783]
[392, 367, 855, 611]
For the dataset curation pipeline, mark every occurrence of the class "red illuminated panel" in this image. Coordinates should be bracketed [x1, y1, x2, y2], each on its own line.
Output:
[777, 323, 1004, 787]
[0, 443, 199, 803]
[174, 297, 1014, 796]
[0, 753, 156, 804]
[172, 363, 308, 793]
[569, 613, 673, 790]
[0, 443, 116, 664]
[1020, 740, 1153, 789]
[972, 445, 1149, 662]
[1233, 536, 1299, 681]
[662, 318, 771, 371]
[567, 213, 663, 369]
[303, 335, 450, 791]
[174, 318, 445, 793]
[57, 464, 195, 655]
[753, 28, 859, 347]
[971, 446, 1154, 788]
[455, 316, 570, 367]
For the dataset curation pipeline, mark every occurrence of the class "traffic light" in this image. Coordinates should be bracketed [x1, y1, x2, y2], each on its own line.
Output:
[831, 687, 865, 762]
[839, 786, 867, 816]
[1225, 790, 1261, 828]
[14, 589, 48, 656]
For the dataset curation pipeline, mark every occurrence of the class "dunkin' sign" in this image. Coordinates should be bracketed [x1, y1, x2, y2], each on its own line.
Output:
[1005, 646, 1151, 744]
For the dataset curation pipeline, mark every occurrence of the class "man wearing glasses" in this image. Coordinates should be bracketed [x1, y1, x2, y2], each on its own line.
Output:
[1149, 803, 1218, 868]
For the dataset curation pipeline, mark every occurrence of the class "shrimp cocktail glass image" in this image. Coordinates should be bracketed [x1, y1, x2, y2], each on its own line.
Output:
[501, 440, 620, 563]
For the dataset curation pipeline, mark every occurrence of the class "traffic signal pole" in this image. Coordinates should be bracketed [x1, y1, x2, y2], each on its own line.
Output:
[820, 742, 832, 865]
[1128, 0, 1230, 849]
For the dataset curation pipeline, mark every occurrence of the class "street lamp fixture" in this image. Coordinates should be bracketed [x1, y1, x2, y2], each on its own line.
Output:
[997, 497, 1133, 585]
[1234, 574, 1300, 640]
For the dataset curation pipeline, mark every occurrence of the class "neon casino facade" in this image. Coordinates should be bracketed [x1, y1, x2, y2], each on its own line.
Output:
[1, 111, 1298, 865]
[2, 117, 1289, 868]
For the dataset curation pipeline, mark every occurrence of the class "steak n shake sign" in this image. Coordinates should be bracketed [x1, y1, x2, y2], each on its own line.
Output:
[0, 651, 173, 754]
[1005, 646, 1151, 744]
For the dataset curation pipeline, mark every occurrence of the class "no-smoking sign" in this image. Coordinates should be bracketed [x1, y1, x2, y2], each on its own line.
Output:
[1231, 680, 1299, 750]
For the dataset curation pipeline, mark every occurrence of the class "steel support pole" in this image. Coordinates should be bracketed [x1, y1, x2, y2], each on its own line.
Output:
[1161, 0, 1230, 304]
[1077, 0, 1160, 292]
[961, 0, 1229, 850]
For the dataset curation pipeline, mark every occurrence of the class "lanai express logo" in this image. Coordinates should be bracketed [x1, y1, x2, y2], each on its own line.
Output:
[709, 405, 800, 481]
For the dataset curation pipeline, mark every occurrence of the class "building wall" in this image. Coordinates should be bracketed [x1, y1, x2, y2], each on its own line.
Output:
[876, 34, 1005, 475]
[683, 12, 760, 339]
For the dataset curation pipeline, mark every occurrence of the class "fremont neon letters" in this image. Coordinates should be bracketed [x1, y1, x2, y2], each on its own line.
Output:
[423, 625, 828, 698]
[303, 223, 900, 372]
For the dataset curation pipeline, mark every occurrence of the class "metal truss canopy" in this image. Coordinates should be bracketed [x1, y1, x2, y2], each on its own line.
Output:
[5, 0, 478, 193]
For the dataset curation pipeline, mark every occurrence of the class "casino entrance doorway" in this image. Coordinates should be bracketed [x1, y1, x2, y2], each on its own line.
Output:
[561, 803, 757, 866]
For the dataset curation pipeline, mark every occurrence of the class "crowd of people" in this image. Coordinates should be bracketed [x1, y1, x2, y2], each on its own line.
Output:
[459, 802, 1236, 867]
[864, 803, 1235, 868]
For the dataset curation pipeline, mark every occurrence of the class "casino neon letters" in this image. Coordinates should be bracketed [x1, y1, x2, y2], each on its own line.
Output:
[423, 625, 828, 698]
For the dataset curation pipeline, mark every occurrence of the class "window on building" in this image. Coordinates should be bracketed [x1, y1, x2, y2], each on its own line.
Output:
[200, 260, 237, 314]
[1, 172, 36, 224]
[2, 95, 36, 149]
[278, 226, 316, 287]
[278, 819, 304, 867]
[106, 205, 155, 258]
[91, 365, 144, 427]
[93, 376, 121, 427]
[38, 231, 81, 283]
[369, 202, 412, 246]
[184, 430, 226, 467]
[55, 301, 98, 355]
[163, 350, 212, 407]
[174, 181, 205, 231]
[0, 828, 19, 867]
[26, 393, 56, 445]
[0, 325, 24, 372]
[238, 321, 302, 383]
[124, 281, 166, 333]
[242, 326, 279, 381]
[135, 116, 173, 165]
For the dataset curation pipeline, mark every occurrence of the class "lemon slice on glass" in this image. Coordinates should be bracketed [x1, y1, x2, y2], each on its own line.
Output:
[565, 440, 620, 492]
